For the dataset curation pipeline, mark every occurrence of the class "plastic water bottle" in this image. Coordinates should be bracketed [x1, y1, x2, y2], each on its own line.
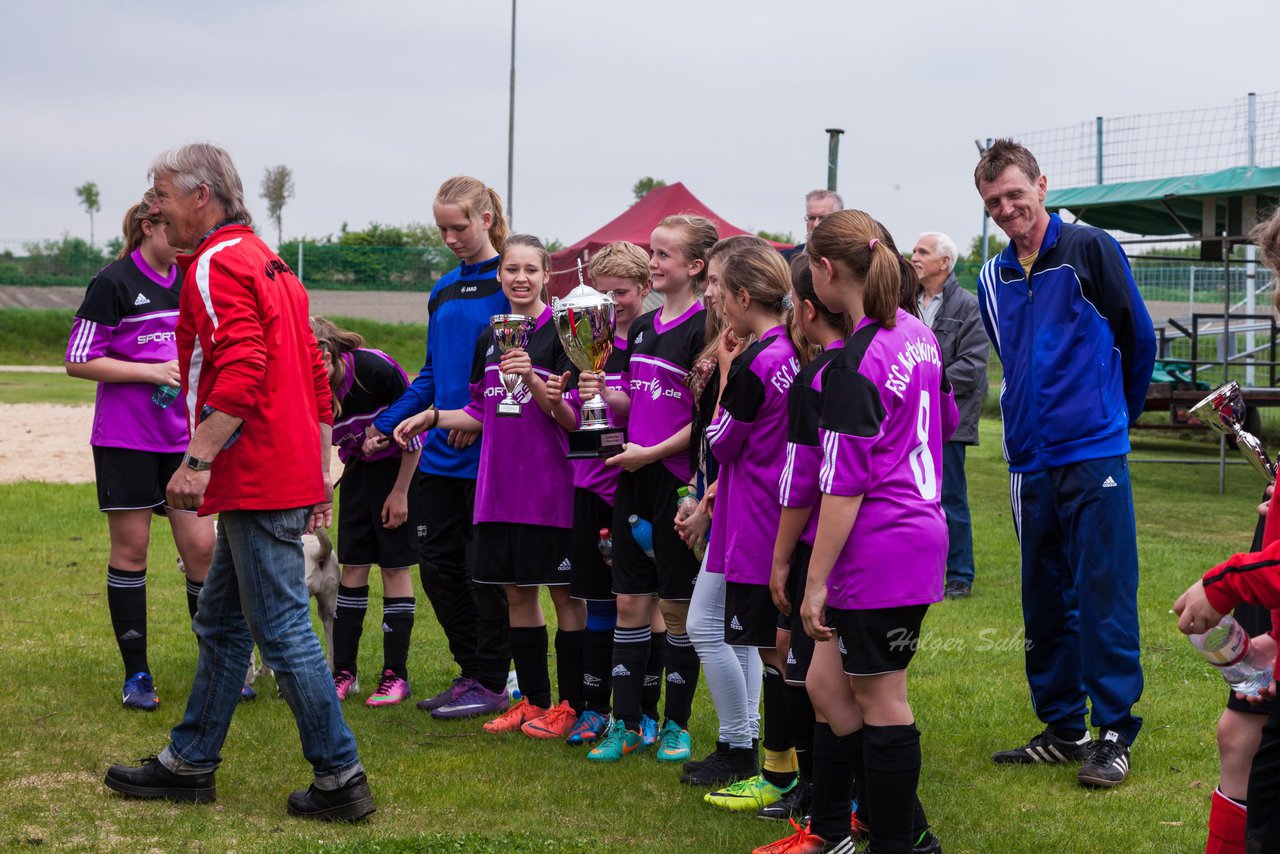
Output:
[675, 486, 706, 561]
[628, 514, 656, 561]
[152, 384, 179, 409]
[597, 528, 613, 567]
[1189, 614, 1275, 696]
[506, 669, 521, 701]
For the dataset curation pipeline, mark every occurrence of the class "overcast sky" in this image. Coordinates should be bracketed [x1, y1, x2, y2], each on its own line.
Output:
[2, 0, 1276, 260]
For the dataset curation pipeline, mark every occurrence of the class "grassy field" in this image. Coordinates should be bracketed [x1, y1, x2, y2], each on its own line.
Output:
[0, 400, 1268, 852]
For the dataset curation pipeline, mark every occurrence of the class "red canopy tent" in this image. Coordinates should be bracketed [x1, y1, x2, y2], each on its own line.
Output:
[548, 182, 789, 297]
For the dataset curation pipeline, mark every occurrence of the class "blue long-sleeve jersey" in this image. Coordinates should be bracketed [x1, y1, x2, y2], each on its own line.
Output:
[977, 214, 1156, 473]
[375, 256, 509, 479]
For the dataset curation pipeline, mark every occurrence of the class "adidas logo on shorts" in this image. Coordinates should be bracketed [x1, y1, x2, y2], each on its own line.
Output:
[612, 664, 631, 677]
[787, 649, 796, 665]
[666, 672, 686, 685]
[133, 293, 151, 306]
[838, 637, 847, 655]
[729, 616, 743, 631]
[382, 622, 392, 633]
[644, 675, 660, 686]
[584, 674, 602, 687]
[558, 558, 571, 572]
[1102, 475, 1118, 488]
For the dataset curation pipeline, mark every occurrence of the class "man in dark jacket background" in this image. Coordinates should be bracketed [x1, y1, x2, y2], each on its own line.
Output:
[912, 231, 988, 599]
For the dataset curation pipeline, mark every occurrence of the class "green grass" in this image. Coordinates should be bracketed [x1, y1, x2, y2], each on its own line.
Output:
[0, 420, 1264, 852]
[0, 370, 97, 404]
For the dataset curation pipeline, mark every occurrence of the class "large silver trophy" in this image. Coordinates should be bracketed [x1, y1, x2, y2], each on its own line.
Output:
[1191, 380, 1277, 483]
[491, 314, 536, 418]
[552, 276, 626, 459]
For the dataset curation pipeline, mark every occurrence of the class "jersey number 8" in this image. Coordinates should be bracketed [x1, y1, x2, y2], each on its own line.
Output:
[908, 391, 936, 500]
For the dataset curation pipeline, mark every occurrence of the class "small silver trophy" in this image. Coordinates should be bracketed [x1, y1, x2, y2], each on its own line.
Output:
[552, 263, 626, 458]
[1191, 380, 1277, 483]
[490, 314, 536, 418]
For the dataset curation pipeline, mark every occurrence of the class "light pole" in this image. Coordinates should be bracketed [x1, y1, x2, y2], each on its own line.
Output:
[507, 0, 517, 227]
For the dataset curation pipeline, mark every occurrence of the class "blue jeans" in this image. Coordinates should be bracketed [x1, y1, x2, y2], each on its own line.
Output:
[941, 442, 975, 586]
[160, 509, 363, 787]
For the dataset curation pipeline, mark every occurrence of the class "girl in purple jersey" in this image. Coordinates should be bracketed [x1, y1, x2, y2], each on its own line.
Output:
[394, 234, 586, 738]
[65, 194, 216, 711]
[690, 236, 809, 811]
[587, 215, 716, 764]
[311, 317, 423, 708]
[786, 211, 953, 854]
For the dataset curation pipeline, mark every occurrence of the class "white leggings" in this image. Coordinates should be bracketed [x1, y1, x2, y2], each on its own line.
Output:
[686, 557, 761, 748]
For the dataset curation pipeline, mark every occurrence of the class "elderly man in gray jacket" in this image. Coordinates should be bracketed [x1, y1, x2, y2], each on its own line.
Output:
[913, 232, 989, 598]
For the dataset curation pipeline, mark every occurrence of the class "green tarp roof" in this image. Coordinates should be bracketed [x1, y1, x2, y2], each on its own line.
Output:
[1045, 165, 1280, 236]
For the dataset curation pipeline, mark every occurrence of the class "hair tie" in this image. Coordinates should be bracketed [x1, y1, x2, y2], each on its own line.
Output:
[781, 293, 794, 311]
[868, 239, 879, 250]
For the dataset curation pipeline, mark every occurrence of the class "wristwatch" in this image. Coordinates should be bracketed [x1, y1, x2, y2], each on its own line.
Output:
[183, 453, 213, 472]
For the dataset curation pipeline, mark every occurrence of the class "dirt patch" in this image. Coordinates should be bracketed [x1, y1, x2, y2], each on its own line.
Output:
[0, 403, 344, 485]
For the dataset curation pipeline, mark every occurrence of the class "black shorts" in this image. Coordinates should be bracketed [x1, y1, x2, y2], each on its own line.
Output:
[725, 580, 781, 648]
[783, 542, 814, 685]
[827, 603, 929, 676]
[336, 456, 422, 568]
[570, 488, 615, 602]
[414, 472, 476, 580]
[93, 446, 182, 513]
[1227, 601, 1277, 716]
[611, 462, 699, 600]
[472, 522, 572, 587]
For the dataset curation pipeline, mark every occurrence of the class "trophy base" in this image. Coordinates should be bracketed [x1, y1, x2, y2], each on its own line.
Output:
[496, 402, 523, 418]
[567, 427, 625, 459]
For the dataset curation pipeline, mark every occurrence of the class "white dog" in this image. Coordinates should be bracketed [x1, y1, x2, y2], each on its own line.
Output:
[179, 524, 341, 691]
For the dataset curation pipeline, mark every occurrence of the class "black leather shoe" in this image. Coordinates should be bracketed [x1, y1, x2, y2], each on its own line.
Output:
[286, 771, 376, 822]
[104, 756, 216, 804]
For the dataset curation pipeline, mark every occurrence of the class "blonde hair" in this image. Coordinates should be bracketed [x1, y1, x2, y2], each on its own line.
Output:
[310, 316, 366, 417]
[149, 143, 253, 225]
[656, 214, 718, 288]
[588, 241, 650, 287]
[707, 235, 812, 366]
[436, 176, 509, 252]
[118, 190, 159, 260]
[809, 210, 919, 328]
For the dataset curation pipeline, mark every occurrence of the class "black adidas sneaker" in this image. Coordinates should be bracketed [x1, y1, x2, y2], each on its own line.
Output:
[1077, 730, 1131, 787]
[992, 727, 1093, 765]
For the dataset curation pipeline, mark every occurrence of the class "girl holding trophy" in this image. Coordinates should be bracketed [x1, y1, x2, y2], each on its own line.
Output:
[393, 234, 586, 738]
[589, 215, 717, 764]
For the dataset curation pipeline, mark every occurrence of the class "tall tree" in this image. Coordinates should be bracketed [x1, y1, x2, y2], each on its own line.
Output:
[75, 181, 100, 246]
[260, 165, 295, 247]
[632, 176, 667, 202]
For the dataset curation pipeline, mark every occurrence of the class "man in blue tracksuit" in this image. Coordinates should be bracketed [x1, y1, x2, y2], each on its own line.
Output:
[974, 139, 1156, 789]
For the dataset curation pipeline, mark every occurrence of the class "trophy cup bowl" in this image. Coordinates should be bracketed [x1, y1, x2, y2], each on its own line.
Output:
[491, 314, 536, 417]
[1191, 380, 1277, 483]
[552, 285, 626, 459]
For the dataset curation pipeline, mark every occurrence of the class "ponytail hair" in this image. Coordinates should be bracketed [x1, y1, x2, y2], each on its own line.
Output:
[790, 253, 852, 340]
[706, 235, 812, 366]
[436, 175, 509, 253]
[657, 213, 719, 289]
[309, 316, 366, 418]
[809, 210, 917, 327]
[118, 190, 158, 260]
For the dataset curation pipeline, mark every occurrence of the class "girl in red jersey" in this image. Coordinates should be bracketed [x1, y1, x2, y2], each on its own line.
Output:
[394, 234, 585, 737]
[65, 194, 216, 710]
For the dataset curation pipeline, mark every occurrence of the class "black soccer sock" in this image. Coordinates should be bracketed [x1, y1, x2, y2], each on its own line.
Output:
[185, 578, 203, 620]
[611, 625, 650, 730]
[661, 631, 699, 729]
[333, 584, 368, 675]
[913, 795, 930, 839]
[810, 723, 859, 843]
[850, 727, 868, 826]
[783, 682, 817, 782]
[583, 602, 616, 714]
[107, 566, 148, 677]
[862, 723, 923, 854]
[509, 626, 552, 709]
[1053, 724, 1088, 742]
[554, 628, 584, 712]
[761, 664, 797, 788]
[642, 629, 666, 722]
[381, 596, 415, 680]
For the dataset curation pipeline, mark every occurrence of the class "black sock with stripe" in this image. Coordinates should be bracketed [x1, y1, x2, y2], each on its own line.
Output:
[333, 584, 368, 675]
[107, 566, 148, 677]
[381, 596, 415, 680]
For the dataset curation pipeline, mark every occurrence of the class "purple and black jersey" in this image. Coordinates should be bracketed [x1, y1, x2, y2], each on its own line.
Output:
[463, 306, 574, 529]
[705, 327, 801, 586]
[332, 348, 422, 465]
[817, 309, 958, 610]
[567, 334, 630, 504]
[778, 340, 845, 547]
[65, 250, 187, 453]
[625, 303, 706, 482]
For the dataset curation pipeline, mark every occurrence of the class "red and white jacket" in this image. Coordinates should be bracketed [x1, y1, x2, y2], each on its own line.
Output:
[176, 224, 332, 514]
[1201, 490, 1280, 679]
